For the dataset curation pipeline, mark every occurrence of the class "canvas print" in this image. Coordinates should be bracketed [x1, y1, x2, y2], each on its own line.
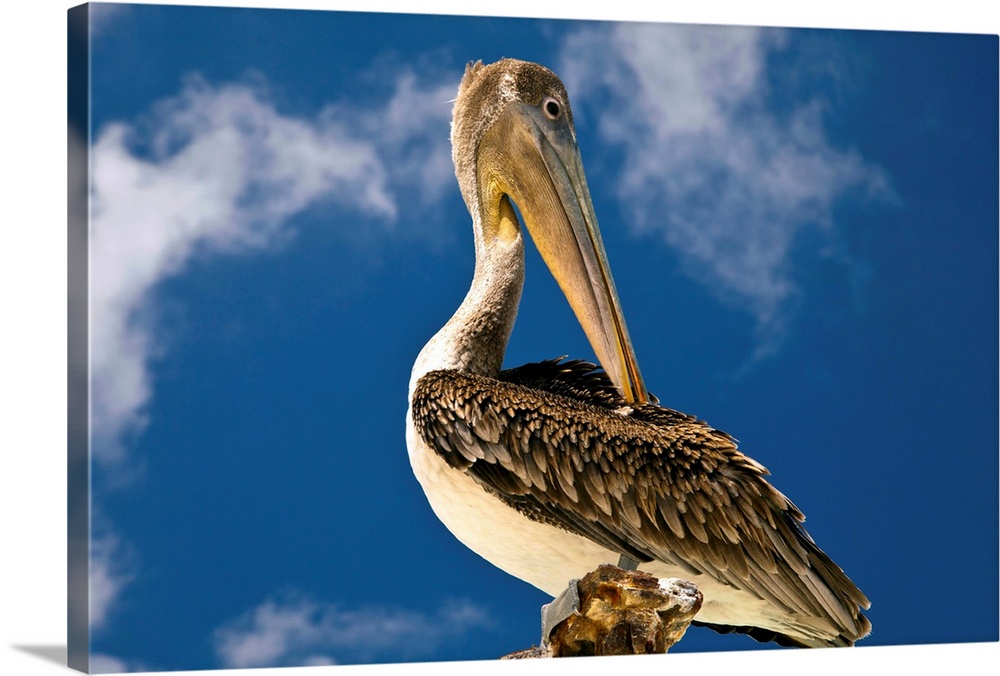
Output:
[68, 2, 998, 673]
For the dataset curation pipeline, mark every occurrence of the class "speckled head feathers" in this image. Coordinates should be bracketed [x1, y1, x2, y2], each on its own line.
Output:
[450, 59, 574, 197]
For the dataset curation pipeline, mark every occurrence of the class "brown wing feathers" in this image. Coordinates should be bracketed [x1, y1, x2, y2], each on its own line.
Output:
[409, 358, 870, 645]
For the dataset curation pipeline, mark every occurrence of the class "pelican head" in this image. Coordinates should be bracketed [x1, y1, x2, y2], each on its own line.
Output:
[451, 58, 648, 404]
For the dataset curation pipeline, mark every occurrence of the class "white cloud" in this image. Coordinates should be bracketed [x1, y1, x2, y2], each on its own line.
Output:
[214, 592, 492, 668]
[90, 69, 454, 464]
[559, 24, 894, 358]
[355, 70, 458, 211]
[89, 3, 130, 37]
[88, 654, 129, 673]
[85, 66, 456, 647]
[89, 525, 137, 633]
[89, 653, 149, 674]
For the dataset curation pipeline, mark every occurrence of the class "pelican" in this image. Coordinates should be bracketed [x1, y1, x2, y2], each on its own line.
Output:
[406, 58, 870, 648]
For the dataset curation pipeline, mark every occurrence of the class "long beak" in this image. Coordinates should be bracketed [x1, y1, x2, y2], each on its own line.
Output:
[484, 104, 649, 404]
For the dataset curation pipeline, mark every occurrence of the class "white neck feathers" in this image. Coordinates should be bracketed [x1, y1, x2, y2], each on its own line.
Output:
[409, 228, 524, 400]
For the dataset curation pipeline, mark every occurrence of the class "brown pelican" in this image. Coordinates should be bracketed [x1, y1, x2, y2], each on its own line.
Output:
[406, 58, 870, 648]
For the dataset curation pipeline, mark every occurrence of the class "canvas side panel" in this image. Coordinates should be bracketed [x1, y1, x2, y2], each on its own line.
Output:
[67, 3, 91, 673]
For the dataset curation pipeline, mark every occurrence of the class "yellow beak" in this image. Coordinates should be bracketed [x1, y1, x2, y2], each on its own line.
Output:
[479, 102, 649, 404]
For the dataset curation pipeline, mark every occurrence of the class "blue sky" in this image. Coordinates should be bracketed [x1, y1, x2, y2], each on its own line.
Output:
[73, 3, 996, 672]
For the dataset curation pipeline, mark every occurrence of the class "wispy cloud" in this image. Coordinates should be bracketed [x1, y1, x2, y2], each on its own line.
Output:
[559, 23, 894, 359]
[90, 69, 454, 466]
[353, 69, 458, 211]
[89, 3, 131, 37]
[89, 653, 150, 674]
[214, 592, 492, 668]
[89, 520, 138, 633]
[86, 65, 456, 646]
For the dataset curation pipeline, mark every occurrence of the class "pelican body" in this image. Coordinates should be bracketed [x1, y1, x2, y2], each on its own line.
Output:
[406, 59, 870, 648]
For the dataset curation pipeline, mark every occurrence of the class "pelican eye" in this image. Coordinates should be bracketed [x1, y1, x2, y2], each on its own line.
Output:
[542, 96, 562, 120]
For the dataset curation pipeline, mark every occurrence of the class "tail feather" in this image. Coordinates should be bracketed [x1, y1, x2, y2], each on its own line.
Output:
[691, 620, 860, 648]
